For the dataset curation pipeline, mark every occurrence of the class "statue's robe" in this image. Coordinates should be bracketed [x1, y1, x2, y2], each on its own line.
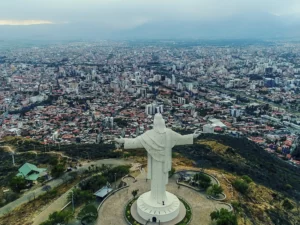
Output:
[124, 128, 193, 204]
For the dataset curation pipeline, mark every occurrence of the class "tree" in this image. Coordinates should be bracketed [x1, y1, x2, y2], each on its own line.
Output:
[114, 118, 128, 128]
[9, 176, 27, 193]
[40, 210, 73, 225]
[206, 184, 223, 197]
[132, 189, 139, 199]
[68, 171, 78, 182]
[210, 208, 238, 225]
[51, 164, 65, 178]
[79, 175, 107, 192]
[78, 204, 98, 224]
[193, 173, 211, 189]
[67, 188, 95, 206]
[282, 199, 294, 211]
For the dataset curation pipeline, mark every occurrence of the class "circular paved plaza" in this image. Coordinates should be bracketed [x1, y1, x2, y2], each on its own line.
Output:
[97, 172, 229, 225]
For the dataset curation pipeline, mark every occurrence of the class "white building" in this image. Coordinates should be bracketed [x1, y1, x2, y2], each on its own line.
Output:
[178, 97, 186, 105]
[172, 75, 176, 85]
[177, 82, 183, 90]
[230, 109, 242, 118]
[145, 103, 163, 115]
[203, 124, 215, 133]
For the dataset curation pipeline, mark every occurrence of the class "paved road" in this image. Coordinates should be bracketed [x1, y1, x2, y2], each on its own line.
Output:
[0, 158, 131, 217]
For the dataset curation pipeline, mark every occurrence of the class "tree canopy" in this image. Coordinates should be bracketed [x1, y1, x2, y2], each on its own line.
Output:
[67, 188, 95, 206]
[210, 208, 238, 225]
[78, 204, 98, 224]
[9, 176, 27, 193]
[40, 210, 73, 225]
[206, 184, 223, 197]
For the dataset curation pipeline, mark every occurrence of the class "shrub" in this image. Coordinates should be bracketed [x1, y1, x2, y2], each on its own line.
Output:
[206, 184, 223, 197]
[231, 201, 242, 214]
[282, 199, 294, 211]
[210, 208, 238, 225]
[242, 175, 253, 184]
[232, 179, 249, 194]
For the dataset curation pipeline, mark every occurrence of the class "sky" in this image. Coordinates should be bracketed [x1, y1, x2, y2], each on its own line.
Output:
[0, 0, 300, 39]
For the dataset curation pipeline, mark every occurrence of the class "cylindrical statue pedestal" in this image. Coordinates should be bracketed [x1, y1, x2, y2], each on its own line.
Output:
[137, 191, 180, 223]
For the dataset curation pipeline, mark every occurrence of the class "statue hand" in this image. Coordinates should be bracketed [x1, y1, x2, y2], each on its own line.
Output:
[193, 129, 202, 139]
[114, 138, 125, 144]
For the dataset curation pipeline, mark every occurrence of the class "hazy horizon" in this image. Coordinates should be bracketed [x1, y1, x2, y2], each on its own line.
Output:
[1, 0, 300, 41]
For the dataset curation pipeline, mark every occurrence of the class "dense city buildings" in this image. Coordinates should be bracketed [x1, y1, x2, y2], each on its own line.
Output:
[0, 40, 300, 167]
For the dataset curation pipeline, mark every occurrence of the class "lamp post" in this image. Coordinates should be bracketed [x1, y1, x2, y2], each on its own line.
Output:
[114, 173, 117, 189]
[71, 190, 75, 212]
[11, 153, 15, 166]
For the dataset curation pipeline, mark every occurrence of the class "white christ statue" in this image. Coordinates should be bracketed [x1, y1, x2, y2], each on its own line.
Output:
[115, 113, 201, 223]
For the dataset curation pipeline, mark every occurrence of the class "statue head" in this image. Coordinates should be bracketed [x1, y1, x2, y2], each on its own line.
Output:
[153, 113, 166, 133]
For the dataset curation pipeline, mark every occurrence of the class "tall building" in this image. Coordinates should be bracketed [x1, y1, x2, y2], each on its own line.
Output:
[165, 78, 172, 86]
[172, 75, 176, 85]
[177, 82, 183, 90]
[187, 83, 193, 91]
[230, 109, 241, 118]
[264, 78, 275, 88]
[140, 88, 147, 98]
[145, 103, 163, 115]
[178, 97, 186, 105]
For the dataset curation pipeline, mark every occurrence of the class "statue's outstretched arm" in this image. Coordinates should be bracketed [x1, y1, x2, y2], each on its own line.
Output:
[115, 137, 143, 149]
[174, 132, 194, 146]
[173, 129, 201, 146]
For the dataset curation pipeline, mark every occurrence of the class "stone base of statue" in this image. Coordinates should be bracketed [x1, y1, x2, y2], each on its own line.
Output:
[136, 191, 181, 223]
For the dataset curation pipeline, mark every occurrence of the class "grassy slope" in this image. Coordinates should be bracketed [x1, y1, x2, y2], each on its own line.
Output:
[173, 133, 300, 225]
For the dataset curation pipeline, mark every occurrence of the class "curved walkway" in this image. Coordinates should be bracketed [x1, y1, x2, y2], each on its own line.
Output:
[97, 172, 229, 225]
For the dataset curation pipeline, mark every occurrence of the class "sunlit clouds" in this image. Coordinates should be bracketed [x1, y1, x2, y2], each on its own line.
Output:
[0, 20, 54, 26]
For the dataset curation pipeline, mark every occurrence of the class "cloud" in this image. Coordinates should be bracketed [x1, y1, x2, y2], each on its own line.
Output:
[0, 20, 54, 26]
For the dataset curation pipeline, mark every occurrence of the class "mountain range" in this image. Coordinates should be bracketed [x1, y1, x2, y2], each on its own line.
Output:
[0, 13, 299, 41]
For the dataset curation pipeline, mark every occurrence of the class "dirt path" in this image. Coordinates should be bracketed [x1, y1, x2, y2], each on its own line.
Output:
[0, 146, 70, 159]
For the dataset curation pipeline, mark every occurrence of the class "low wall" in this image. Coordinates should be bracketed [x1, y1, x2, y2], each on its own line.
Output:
[175, 170, 227, 201]
[208, 193, 226, 201]
[175, 170, 220, 186]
